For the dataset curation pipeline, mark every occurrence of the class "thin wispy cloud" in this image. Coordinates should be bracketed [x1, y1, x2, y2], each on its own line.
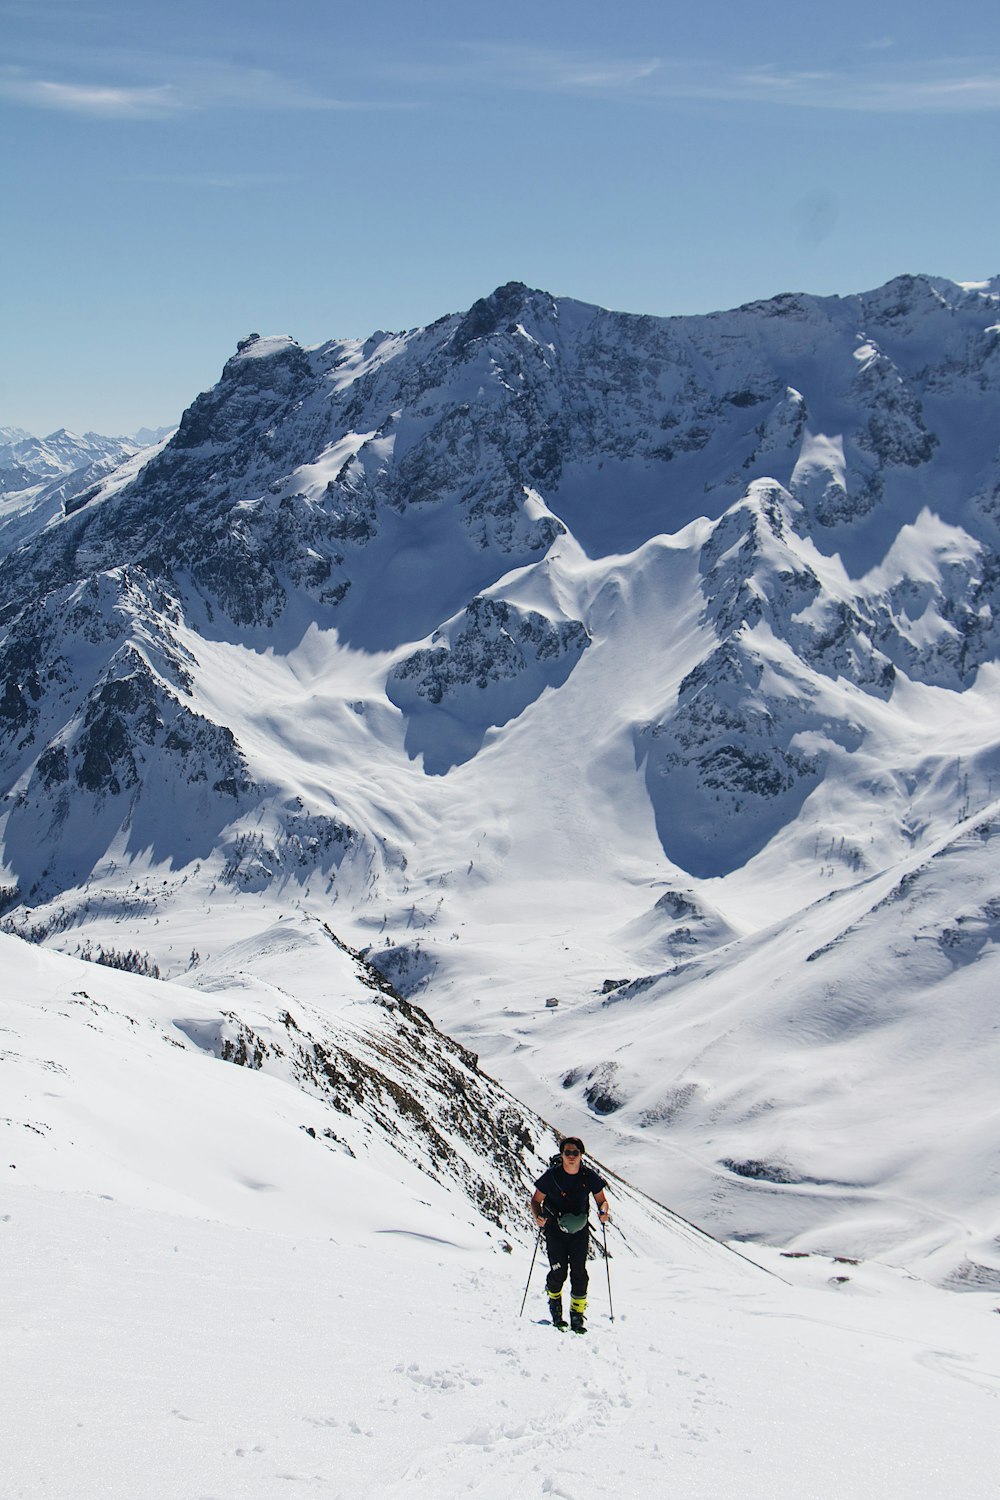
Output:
[0, 59, 409, 119]
[730, 62, 1000, 112]
[4, 37, 997, 124]
[0, 73, 182, 118]
[387, 44, 663, 97]
[389, 43, 1000, 115]
[502, 49, 663, 93]
[173, 61, 409, 113]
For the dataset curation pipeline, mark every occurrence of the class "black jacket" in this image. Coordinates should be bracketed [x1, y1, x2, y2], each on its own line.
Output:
[534, 1163, 606, 1222]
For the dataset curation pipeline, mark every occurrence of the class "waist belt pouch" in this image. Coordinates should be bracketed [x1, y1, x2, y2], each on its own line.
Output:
[558, 1211, 588, 1234]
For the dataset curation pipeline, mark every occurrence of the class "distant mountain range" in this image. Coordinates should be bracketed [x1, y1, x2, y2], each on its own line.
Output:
[0, 424, 174, 492]
[0, 424, 175, 562]
[3, 274, 1000, 1283]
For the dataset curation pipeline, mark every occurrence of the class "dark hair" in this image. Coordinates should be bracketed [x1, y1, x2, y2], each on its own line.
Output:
[560, 1136, 585, 1155]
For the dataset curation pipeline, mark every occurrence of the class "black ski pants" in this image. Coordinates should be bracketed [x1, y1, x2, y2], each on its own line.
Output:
[543, 1221, 589, 1299]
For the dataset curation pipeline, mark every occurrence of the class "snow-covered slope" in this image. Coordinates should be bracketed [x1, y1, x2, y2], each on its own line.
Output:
[0, 924, 548, 1236]
[490, 801, 1000, 1282]
[4, 929, 1000, 1500]
[3, 274, 1000, 1280]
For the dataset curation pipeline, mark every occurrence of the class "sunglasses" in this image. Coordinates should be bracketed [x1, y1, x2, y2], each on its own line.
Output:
[561, 1147, 581, 1157]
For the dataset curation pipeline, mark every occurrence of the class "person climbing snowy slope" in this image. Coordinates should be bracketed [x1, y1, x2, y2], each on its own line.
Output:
[530, 1137, 610, 1332]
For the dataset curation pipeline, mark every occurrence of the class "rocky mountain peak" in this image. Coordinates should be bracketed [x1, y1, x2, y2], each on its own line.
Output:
[451, 280, 556, 352]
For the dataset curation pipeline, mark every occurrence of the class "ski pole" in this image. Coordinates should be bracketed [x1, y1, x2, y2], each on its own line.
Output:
[519, 1224, 543, 1318]
[602, 1220, 615, 1323]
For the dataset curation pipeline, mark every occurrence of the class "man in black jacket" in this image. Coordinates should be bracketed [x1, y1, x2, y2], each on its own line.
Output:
[530, 1136, 610, 1332]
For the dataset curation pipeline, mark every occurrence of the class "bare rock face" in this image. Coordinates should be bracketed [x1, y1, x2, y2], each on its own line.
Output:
[388, 596, 590, 772]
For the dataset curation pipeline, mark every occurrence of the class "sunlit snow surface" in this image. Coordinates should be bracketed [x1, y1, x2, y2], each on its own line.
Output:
[3, 936, 1000, 1500]
[6, 1192, 1000, 1500]
[7, 532, 997, 1280]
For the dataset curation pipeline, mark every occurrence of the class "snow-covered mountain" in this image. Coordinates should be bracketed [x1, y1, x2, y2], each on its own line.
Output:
[0, 424, 172, 570]
[3, 274, 1000, 1285]
[0, 426, 141, 494]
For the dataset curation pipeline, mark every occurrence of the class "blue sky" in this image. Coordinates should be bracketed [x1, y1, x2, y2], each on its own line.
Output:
[3, 0, 998, 435]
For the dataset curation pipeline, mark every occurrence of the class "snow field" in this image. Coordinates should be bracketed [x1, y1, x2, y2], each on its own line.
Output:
[3, 1188, 1000, 1500]
[4, 928, 999, 1498]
